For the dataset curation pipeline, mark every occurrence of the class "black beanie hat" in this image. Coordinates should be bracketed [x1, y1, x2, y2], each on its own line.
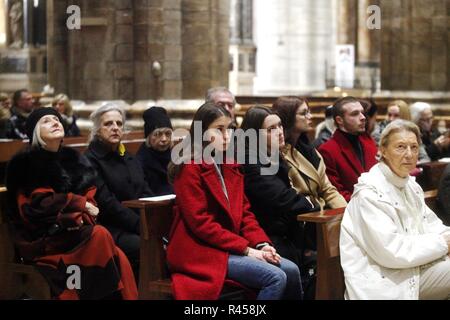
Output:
[143, 106, 173, 137]
[26, 107, 63, 143]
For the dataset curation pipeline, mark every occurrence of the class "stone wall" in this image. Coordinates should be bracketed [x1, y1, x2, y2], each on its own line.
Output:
[46, 0, 229, 102]
[380, 0, 450, 91]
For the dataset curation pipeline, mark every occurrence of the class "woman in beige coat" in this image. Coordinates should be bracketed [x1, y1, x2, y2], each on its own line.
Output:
[272, 96, 346, 211]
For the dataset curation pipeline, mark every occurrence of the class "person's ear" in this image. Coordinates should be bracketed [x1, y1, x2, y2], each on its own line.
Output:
[335, 116, 344, 127]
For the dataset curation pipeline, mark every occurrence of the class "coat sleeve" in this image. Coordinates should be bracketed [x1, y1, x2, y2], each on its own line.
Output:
[348, 189, 448, 269]
[316, 152, 347, 209]
[243, 163, 314, 216]
[19, 188, 87, 230]
[85, 153, 140, 234]
[318, 145, 353, 202]
[239, 194, 271, 248]
[92, 172, 140, 234]
[174, 164, 250, 254]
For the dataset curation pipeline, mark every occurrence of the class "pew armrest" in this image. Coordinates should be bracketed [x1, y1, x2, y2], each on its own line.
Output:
[122, 199, 175, 210]
[297, 207, 345, 224]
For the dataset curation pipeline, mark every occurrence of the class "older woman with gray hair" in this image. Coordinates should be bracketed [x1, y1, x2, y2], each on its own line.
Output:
[340, 119, 450, 300]
[85, 103, 154, 277]
[410, 102, 450, 161]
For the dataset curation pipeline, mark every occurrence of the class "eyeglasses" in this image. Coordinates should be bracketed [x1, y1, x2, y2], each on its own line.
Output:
[296, 109, 311, 117]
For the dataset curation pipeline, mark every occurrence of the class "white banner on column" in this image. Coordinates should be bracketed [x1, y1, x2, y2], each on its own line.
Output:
[335, 45, 355, 89]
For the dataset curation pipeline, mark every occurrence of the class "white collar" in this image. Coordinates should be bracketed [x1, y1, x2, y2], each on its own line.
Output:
[378, 162, 409, 189]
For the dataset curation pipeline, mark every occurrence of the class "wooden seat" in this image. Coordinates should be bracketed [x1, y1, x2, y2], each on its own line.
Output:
[297, 190, 441, 300]
[122, 199, 247, 300]
[297, 207, 345, 300]
[0, 187, 51, 300]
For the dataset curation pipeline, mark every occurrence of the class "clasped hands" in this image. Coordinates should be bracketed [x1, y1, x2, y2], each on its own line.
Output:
[246, 245, 281, 265]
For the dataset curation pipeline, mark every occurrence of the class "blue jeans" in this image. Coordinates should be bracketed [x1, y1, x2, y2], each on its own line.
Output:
[227, 255, 303, 300]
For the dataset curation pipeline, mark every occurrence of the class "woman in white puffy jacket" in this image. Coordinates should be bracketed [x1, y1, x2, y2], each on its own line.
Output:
[340, 119, 450, 300]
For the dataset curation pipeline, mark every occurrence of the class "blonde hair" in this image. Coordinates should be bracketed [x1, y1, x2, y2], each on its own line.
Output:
[31, 118, 48, 149]
[379, 120, 421, 161]
[52, 93, 73, 116]
[387, 100, 410, 121]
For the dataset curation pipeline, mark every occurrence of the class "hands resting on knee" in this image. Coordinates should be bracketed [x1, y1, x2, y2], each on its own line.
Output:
[245, 245, 281, 265]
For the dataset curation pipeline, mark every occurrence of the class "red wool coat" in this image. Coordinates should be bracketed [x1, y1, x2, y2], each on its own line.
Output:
[318, 130, 378, 202]
[167, 162, 270, 300]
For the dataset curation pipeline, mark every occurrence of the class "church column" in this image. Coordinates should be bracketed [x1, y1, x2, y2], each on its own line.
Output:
[181, 0, 229, 98]
[356, 0, 381, 91]
[337, 0, 357, 45]
[380, 0, 450, 91]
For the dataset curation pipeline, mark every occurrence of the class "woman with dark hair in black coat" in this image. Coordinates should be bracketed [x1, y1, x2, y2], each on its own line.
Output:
[240, 106, 318, 271]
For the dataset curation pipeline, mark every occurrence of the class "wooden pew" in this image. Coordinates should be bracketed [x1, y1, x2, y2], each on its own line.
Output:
[0, 187, 51, 299]
[297, 207, 345, 300]
[122, 199, 248, 300]
[416, 161, 448, 192]
[297, 190, 440, 300]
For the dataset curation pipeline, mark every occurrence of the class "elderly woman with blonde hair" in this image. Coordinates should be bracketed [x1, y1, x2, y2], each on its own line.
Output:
[52, 93, 80, 137]
[372, 100, 410, 145]
[340, 119, 450, 300]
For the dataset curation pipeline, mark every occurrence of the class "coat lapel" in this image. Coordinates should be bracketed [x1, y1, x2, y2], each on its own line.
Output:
[283, 144, 320, 185]
[201, 164, 231, 215]
[334, 130, 364, 175]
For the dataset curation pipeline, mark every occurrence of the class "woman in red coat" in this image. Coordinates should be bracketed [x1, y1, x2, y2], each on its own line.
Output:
[167, 102, 303, 300]
[6, 108, 137, 299]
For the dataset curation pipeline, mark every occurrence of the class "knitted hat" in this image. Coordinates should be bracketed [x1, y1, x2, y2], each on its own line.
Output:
[26, 107, 63, 143]
[143, 106, 173, 137]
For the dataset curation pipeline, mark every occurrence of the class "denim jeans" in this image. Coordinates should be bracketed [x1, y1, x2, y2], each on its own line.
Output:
[227, 254, 303, 300]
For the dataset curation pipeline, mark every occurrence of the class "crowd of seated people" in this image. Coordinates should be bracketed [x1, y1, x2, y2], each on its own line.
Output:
[1, 86, 450, 300]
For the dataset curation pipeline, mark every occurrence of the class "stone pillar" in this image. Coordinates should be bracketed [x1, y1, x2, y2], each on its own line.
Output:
[380, 0, 450, 91]
[357, 0, 380, 63]
[46, 0, 229, 101]
[46, 0, 69, 94]
[181, 0, 229, 98]
[134, 0, 183, 101]
[356, 0, 381, 90]
[337, 0, 357, 45]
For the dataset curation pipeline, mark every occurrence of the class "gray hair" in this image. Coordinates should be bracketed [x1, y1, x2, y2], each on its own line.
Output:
[379, 119, 422, 160]
[409, 102, 431, 124]
[89, 103, 126, 142]
[205, 87, 236, 105]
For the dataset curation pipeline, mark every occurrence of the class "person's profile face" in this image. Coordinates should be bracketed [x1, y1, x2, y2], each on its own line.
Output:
[39, 115, 65, 143]
[339, 102, 366, 135]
